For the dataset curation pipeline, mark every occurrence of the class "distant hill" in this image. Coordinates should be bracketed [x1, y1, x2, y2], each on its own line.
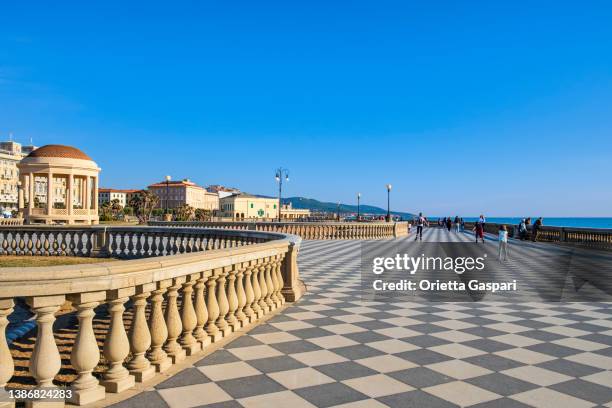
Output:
[283, 196, 415, 220]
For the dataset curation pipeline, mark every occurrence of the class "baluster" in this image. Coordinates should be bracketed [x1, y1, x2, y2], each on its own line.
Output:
[276, 255, 286, 305]
[0, 299, 14, 408]
[134, 233, 143, 257]
[205, 271, 222, 342]
[215, 267, 232, 336]
[25, 295, 65, 391]
[128, 284, 156, 382]
[263, 259, 275, 311]
[243, 263, 256, 323]
[163, 278, 186, 363]
[146, 281, 172, 372]
[18, 233, 26, 255]
[234, 264, 248, 327]
[179, 276, 201, 355]
[118, 233, 127, 257]
[66, 292, 106, 405]
[141, 234, 150, 256]
[257, 260, 270, 314]
[193, 273, 211, 349]
[25, 233, 33, 255]
[269, 256, 281, 308]
[101, 289, 135, 393]
[251, 264, 264, 318]
[225, 266, 240, 330]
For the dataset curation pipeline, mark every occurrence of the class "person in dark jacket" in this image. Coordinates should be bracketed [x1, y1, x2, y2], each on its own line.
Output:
[532, 217, 543, 242]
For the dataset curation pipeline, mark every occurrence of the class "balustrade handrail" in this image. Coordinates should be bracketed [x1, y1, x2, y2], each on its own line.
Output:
[149, 220, 410, 240]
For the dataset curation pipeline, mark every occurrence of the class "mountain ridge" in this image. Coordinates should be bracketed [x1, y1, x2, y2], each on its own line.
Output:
[282, 196, 415, 219]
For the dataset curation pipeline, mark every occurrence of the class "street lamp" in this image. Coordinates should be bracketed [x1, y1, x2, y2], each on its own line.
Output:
[165, 175, 171, 215]
[357, 193, 361, 222]
[386, 184, 392, 222]
[337, 201, 340, 221]
[275, 168, 289, 222]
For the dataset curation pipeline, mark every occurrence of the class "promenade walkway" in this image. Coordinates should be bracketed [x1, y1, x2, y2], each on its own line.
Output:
[114, 229, 612, 408]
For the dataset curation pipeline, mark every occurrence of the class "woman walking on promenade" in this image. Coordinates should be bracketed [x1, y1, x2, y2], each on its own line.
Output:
[474, 214, 486, 243]
[454, 216, 461, 232]
[446, 217, 452, 232]
[498, 225, 509, 261]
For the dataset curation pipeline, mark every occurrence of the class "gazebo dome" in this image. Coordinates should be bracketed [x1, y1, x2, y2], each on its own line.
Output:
[18, 144, 100, 225]
[26, 144, 93, 161]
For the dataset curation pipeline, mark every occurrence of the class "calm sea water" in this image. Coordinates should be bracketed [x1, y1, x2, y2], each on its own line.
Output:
[432, 217, 612, 229]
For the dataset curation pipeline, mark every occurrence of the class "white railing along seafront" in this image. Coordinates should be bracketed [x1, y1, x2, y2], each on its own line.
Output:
[0, 226, 303, 407]
[149, 220, 410, 240]
[463, 221, 612, 249]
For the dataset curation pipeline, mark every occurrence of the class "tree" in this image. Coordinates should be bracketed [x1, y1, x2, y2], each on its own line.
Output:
[100, 201, 113, 221]
[129, 190, 160, 224]
[110, 199, 123, 220]
[175, 204, 195, 221]
[195, 208, 212, 221]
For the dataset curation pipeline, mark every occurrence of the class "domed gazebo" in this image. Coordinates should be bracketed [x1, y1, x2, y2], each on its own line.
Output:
[17, 145, 100, 224]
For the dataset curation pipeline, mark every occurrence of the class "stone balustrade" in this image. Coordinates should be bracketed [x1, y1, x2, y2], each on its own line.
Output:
[0, 226, 273, 258]
[149, 221, 410, 240]
[0, 219, 22, 227]
[0, 226, 302, 406]
[463, 222, 612, 249]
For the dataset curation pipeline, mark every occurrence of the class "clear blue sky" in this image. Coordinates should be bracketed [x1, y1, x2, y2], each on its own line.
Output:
[1, 1, 611, 216]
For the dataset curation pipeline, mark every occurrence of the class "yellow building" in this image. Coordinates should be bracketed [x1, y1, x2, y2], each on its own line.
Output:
[148, 178, 219, 211]
[219, 193, 279, 220]
[280, 203, 311, 220]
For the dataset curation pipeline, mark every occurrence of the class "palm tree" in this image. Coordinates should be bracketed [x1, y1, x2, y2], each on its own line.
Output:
[129, 190, 160, 224]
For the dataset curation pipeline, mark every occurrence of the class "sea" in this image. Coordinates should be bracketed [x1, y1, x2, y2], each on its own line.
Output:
[431, 217, 612, 229]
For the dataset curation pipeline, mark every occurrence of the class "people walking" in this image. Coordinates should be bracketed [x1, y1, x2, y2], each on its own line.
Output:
[446, 217, 452, 232]
[474, 214, 485, 243]
[454, 216, 460, 232]
[532, 217, 543, 242]
[518, 218, 527, 240]
[498, 225, 509, 261]
[415, 212, 428, 241]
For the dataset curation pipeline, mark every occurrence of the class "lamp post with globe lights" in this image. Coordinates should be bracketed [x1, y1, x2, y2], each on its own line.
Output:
[275, 168, 289, 222]
[357, 193, 361, 221]
[386, 184, 392, 222]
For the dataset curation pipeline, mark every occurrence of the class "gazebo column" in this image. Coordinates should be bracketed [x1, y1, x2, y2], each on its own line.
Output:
[67, 174, 74, 216]
[46, 172, 53, 221]
[93, 177, 98, 224]
[85, 176, 92, 213]
[28, 173, 34, 210]
[18, 175, 25, 214]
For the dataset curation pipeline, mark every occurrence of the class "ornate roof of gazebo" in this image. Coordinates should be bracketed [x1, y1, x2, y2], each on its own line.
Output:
[25, 144, 93, 161]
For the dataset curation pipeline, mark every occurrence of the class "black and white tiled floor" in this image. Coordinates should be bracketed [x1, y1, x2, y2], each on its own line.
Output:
[114, 229, 612, 408]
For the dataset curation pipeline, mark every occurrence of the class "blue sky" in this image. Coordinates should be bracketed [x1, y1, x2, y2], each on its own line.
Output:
[1, 1, 611, 216]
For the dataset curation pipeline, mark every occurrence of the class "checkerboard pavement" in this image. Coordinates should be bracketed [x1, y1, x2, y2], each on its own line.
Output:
[113, 230, 612, 408]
